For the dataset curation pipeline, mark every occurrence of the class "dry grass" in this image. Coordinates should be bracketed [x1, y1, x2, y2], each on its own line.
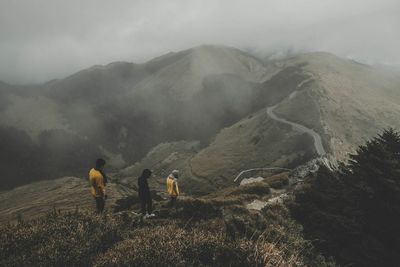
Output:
[264, 173, 290, 190]
[0, 177, 137, 224]
[94, 224, 250, 267]
[0, 210, 123, 267]
[0, 184, 334, 267]
[202, 182, 270, 201]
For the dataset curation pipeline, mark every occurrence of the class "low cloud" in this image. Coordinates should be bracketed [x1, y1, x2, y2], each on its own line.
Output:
[0, 0, 399, 84]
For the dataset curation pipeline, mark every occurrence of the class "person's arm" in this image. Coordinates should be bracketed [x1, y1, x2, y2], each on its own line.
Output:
[94, 176, 106, 198]
[145, 179, 151, 197]
[172, 181, 179, 196]
[99, 179, 106, 198]
[91, 179, 100, 195]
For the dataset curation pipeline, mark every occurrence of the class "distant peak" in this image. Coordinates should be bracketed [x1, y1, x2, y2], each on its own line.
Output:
[105, 61, 134, 68]
[189, 44, 243, 54]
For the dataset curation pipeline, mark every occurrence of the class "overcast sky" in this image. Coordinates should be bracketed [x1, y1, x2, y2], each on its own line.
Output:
[0, 0, 399, 84]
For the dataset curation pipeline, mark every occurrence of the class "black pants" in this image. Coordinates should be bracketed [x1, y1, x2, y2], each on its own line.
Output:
[140, 196, 152, 215]
[169, 196, 177, 208]
[95, 197, 105, 213]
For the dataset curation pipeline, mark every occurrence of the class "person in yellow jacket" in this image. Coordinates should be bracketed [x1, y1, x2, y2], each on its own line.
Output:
[89, 158, 107, 213]
[166, 170, 180, 208]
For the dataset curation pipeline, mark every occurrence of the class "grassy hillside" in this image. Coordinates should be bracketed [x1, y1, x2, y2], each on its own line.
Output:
[116, 140, 203, 194]
[275, 53, 400, 160]
[0, 177, 136, 224]
[2, 130, 399, 266]
[113, 50, 400, 194]
[0, 180, 332, 267]
[189, 110, 315, 190]
[0, 45, 268, 189]
[1, 46, 400, 192]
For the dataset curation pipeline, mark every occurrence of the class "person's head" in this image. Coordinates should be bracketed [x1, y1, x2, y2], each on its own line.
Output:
[172, 170, 179, 179]
[95, 158, 106, 170]
[141, 169, 152, 179]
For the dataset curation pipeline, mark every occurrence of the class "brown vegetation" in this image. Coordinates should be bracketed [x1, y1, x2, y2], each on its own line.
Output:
[0, 182, 332, 266]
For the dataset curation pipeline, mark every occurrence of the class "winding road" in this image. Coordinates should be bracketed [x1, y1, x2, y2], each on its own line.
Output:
[236, 86, 331, 210]
[267, 90, 326, 156]
[234, 83, 329, 184]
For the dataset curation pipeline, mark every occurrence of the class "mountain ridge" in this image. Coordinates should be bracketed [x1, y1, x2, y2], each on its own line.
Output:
[1, 45, 400, 191]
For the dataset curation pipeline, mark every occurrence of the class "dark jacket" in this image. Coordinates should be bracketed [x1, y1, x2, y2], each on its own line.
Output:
[138, 175, 151, 199]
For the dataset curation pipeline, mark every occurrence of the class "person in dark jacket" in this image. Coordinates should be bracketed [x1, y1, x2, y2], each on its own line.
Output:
[138, 169, 155, 218]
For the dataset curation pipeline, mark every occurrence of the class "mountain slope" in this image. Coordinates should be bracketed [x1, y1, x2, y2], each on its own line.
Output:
[118, 51, 400, 192]
[0, 45, 269, 189]
[188, 110, 315, 190]
[1, 46, 400, 191]
[272, 52, 400, 159]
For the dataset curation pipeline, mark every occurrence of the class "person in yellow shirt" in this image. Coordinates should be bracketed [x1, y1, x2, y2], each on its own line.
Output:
[89, 158, 107, 213]
[166, 170, 180, 208]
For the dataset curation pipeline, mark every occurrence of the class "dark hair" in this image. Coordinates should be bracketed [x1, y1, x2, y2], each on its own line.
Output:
[141, 169, 152, 178]
[95, 158, 106, 168]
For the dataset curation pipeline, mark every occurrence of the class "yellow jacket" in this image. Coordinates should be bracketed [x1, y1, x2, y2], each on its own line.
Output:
[89, 168, 106, 198]
[166, 176, 179, 197]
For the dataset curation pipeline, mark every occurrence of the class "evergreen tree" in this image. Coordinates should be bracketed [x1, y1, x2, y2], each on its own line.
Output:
[292, 128, 400, 267]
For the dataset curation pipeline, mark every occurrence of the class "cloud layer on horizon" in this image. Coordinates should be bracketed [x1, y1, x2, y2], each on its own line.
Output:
[0, 0, 399, 84]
